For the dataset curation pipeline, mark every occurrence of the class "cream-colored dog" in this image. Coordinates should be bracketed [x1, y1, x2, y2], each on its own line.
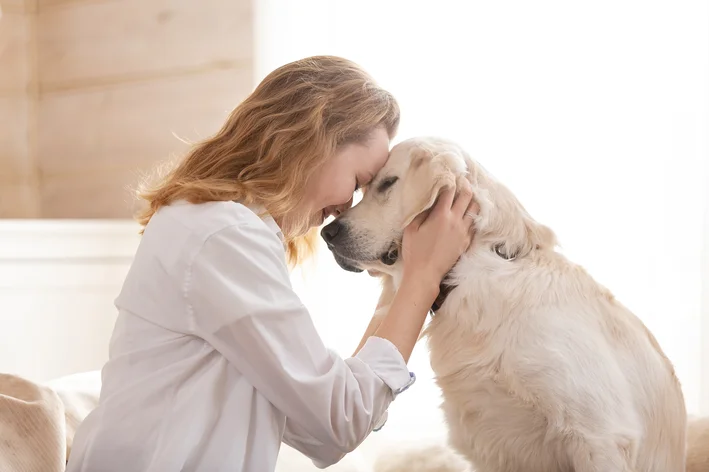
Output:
[322, 137, 687, 472]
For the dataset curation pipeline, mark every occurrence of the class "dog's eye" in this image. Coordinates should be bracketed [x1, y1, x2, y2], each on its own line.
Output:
[377, 176, 398, 193]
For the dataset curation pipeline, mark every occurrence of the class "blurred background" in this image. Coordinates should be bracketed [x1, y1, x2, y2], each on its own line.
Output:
[0, 0, 707, 466]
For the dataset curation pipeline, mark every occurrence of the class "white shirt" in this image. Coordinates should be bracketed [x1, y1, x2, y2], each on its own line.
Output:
[66, 201, 415, 472]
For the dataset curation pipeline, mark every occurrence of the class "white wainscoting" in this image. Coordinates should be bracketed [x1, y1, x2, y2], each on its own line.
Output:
[0, 219, 141, 383]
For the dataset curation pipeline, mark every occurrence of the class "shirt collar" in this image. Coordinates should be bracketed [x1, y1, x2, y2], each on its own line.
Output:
[246, 204, 284, 243]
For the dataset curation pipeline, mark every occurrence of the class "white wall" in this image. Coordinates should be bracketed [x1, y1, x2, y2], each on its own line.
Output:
[256, 0, 709, 434]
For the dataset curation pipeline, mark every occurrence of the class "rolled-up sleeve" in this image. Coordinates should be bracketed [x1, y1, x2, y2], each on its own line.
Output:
[184, 221, 414, 467]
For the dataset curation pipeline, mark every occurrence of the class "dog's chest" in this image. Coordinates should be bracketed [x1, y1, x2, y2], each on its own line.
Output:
[425, 299, 504, 393]
[424, 281, 513, 400]
[423, 279, 559, 470]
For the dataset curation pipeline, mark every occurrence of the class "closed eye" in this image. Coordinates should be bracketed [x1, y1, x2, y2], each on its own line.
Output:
[377, 176, 398, 193]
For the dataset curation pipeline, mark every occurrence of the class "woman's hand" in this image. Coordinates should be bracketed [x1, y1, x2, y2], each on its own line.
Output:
[370, 181, 478, 362]
[401, 180, 478, 288]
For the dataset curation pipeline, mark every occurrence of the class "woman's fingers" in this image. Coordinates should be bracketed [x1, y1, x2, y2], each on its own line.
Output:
[452, 179, 474, 219]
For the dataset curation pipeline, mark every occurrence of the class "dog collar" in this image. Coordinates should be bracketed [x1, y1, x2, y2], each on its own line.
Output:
[430, 279, 457, 315]
[430, 243, 519, 316]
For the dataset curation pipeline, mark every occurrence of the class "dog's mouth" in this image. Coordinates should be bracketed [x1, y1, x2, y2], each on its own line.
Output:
[329, 241, 400, 273]
[379, 242, 399, 266]
[331, 252, 364, 273]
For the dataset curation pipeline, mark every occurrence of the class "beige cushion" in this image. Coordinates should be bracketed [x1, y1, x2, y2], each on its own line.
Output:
[0, 374, 66, 472]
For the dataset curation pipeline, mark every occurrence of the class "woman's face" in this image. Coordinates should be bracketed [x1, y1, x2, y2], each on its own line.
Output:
[296, 127, 391, 231]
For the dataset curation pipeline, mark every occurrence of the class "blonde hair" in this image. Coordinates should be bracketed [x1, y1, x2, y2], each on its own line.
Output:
[136, 56, 400, 266]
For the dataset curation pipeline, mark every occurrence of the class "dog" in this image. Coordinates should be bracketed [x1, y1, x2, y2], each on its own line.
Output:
[321, 137, 687, 472]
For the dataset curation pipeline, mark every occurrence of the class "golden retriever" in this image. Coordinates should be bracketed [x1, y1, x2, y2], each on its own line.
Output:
[322, 137, 687, 471]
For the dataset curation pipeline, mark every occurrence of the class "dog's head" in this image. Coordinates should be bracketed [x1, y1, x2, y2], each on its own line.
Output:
[320, 137, 470, 275]
[321, 136, 557, 275]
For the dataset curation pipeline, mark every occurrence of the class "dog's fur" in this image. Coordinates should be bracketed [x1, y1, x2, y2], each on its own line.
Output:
[323, 137, 687, 471]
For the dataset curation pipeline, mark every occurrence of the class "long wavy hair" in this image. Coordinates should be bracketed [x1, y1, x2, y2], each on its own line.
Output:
[135, 56, 400, 266]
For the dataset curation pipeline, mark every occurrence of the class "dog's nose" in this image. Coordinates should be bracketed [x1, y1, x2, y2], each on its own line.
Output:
[321, 220, 342, 246]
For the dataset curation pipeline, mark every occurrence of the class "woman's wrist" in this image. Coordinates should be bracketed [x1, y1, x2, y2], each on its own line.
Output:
[353, 310, 386, 356]
[371, 275, 438, 363]
[399, 271, 441, 304]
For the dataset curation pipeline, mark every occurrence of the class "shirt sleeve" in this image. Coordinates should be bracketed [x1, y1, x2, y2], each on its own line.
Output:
[184, 221, 416, 467]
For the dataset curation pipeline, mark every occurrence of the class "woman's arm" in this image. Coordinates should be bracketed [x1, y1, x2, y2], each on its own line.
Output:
[186, 222, 415, 468]
[353, 275, 397, 356]
[372, 275, 438, 362]
[283, 275, 426, 466]
[369, 182, 477, 363]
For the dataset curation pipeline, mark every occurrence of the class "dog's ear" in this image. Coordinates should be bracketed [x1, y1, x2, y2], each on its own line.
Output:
[483, 201, 558, 258]
[469, 170, 557, 257]
[401, 148, 466, 227]
[505, 217, 557, 259]
[524, 218, 557, 252]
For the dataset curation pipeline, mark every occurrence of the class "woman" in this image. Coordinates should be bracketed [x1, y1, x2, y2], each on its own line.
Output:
[67, 56, 477, 472]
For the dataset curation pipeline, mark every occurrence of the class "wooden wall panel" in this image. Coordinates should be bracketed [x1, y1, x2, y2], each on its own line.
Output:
[34, 0, 255, 218]
[0, 7, 39, 217]
[37, 0, 252, 91]
[0, 12, 30, 95]
[38, 67, 251, 177]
